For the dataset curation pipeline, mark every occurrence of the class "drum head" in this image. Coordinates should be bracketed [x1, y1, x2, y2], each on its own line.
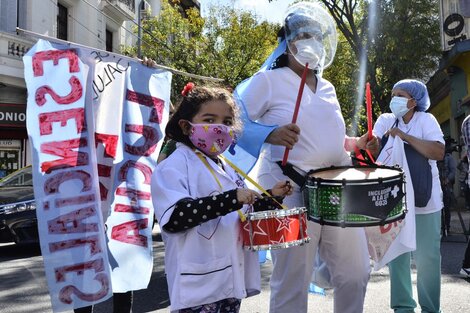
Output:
[308, 166, 402, 183]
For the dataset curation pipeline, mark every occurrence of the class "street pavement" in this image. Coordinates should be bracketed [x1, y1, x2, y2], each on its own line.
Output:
[1, 209, 470, 313]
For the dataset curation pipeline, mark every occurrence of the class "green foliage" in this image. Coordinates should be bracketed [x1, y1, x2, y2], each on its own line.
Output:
[372, 0, 441, 112]
[122, 0, 279, 104]
[123, 0, 441, 135]
[318, 0, 441, 133]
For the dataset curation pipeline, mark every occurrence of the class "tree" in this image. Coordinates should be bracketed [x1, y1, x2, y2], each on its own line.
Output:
[123, 0, 279, 103]
[270, 0, 441, 126]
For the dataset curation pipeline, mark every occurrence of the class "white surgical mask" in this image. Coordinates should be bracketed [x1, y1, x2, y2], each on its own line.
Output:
[293, 38, 324, 69]
[389, 96, 411, 118]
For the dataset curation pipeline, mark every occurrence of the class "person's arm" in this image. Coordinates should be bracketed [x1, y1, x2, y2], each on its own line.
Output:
[349, 133, 380, 156]
[163, 189, 242, 233]
[163, 179, 293, 232]
[396, 132, 444, 161]
[252, 189, 285, 212]
[387, 114, 444, 161]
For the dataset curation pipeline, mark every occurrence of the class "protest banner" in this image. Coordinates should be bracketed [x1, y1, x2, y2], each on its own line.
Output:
[24, 39, 171, 311]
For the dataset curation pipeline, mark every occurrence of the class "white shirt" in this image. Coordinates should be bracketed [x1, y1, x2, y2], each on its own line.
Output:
[374, 112, 444, 214]
[239, 67, 351, 174]
[151, 144, 260, 311]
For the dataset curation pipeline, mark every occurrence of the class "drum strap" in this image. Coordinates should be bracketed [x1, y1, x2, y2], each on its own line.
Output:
[195, 151, 246, 222]
[275, 161, 306, 188]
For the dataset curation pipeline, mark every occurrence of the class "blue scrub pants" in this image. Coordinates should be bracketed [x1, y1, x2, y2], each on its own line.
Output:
[388, 211, 442, 313]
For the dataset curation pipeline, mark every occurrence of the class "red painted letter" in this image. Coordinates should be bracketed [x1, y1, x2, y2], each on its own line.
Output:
[124, 124, 159, 156]
[35, 76, 83, 106]
[32, 49, 80, 76]
[48, 206, 99, 234]
[39, 108, 86, 135]
[111, 218, 148, 247]
[40, 138, 89, 173]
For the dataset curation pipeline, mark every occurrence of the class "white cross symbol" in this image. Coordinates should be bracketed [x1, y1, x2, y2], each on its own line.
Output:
[391, 185, 400, 198]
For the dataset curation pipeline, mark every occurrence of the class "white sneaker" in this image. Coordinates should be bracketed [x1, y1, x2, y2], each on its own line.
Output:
[460, 267, 470, 278]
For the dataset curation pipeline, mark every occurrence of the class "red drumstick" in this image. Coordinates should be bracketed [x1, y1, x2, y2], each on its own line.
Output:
[281, 63, 309, 166]
[365, 82, 375, 163]
[366, 82, 372, 141]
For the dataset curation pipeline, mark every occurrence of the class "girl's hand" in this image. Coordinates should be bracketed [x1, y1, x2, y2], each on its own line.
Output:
[237, 188, 262, 205]
[270, 181, 293, 197]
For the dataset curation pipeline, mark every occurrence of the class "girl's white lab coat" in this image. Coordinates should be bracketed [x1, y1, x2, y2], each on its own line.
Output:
[151, 144, 260, 312]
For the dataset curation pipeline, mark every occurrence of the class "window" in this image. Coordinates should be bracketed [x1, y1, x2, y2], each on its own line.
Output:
[57, 3, 68, 40]
[106, 29, 113, 52]
[0, 0, 18, 33]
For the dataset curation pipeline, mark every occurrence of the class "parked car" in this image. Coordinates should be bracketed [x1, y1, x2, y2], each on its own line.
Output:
[0, 166, 38, 244]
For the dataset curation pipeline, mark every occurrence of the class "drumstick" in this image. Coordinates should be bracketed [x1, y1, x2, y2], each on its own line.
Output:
[281, 63, 309, 166]
[366, 82, 372, 141]
[365, 83, 375, 163]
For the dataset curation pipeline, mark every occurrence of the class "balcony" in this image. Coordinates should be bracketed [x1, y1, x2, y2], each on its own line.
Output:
[0, 32, 33, 59]
[100, 0, 136, 22]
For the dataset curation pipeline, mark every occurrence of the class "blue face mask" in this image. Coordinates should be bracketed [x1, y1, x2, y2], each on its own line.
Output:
[389, 96, 410, 118]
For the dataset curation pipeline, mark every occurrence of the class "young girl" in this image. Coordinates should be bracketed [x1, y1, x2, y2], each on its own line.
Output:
[151, 84, 292, 313]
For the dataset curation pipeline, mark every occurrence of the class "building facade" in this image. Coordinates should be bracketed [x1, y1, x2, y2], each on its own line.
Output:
[0, 0, 199, 179]
[429, 0, 470, 147]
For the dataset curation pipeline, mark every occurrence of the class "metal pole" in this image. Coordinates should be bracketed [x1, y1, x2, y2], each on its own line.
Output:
[137, 0, 142, 58]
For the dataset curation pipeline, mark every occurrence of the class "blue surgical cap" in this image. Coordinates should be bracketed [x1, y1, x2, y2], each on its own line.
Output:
[392, 79, 430, 112]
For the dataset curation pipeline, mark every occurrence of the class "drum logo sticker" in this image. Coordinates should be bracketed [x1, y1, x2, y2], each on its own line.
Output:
[343, 181, 404, 220]
[368, 185, 400, 206]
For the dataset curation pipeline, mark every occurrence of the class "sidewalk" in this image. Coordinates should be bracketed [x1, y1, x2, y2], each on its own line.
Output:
[90, 209, 470, 313]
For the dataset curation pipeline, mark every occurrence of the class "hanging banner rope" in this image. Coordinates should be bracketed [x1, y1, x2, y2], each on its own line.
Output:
[16, 28, 224, 82]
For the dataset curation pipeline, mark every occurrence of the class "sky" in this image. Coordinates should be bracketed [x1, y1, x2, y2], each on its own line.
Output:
[200, 0, 297, 24]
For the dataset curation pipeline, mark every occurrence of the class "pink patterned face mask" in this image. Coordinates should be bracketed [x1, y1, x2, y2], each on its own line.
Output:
[188, 122, 235, 156]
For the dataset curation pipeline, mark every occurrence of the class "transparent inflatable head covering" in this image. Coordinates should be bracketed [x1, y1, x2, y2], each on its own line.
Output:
[284, 2, 338, 70]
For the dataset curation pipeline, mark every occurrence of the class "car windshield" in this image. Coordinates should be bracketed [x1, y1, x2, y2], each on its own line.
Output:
[0, 167, 33, 187]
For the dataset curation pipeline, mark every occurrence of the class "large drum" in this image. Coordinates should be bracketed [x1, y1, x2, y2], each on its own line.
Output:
[241, 207, 310, 251]
[303, 165, 406, 227]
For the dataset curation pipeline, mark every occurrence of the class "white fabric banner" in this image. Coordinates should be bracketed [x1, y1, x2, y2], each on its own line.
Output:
[93, 52, 171, 292]
[24, 39, 171, 311]
[365, 136, 416, 270]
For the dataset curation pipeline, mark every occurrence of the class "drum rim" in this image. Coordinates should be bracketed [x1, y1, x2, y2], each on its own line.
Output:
[306, 165, 404, 185]
[247, 207, 307, 220]
[243, 237, 311, 251]
[308, 211, 406, 227]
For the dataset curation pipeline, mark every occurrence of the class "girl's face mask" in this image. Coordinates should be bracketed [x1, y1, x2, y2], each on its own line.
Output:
[390, 96, 412, 119]
[188, 122, 235, 156]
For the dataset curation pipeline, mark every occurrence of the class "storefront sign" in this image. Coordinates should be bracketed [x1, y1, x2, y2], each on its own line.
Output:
[0, 103, 26, 128]
[440, 0, 470, 51]
[0, 140, 21, 148]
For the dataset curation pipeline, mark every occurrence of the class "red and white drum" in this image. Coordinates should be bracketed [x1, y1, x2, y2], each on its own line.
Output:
[241, 207, 310, 251]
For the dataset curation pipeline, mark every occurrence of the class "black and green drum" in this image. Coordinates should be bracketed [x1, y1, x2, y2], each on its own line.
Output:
[303, 165, 406, 227]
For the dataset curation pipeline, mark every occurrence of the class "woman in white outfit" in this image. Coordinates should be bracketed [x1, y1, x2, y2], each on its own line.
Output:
[232, 2, 372, 313]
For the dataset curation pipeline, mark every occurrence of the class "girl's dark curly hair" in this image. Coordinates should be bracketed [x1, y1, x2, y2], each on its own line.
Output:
[165, 86, 242, 148]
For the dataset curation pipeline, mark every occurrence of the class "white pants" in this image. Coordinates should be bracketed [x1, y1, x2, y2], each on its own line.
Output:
[257, 164, 371, 313]
[270, 221, 370, 313]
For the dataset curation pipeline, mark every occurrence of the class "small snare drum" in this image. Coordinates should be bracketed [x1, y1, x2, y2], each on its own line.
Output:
[303, 165, 406, 227]
[241, 207, 310, 251]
